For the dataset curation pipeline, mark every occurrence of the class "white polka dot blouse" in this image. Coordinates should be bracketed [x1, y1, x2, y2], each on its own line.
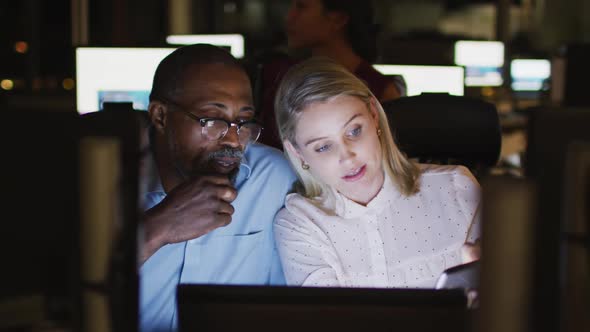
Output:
[274, 164, 481, 288]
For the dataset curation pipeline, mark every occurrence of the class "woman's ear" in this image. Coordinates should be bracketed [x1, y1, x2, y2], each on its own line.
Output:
[148, 101, 168, 134]
[368, 96, 380, 127]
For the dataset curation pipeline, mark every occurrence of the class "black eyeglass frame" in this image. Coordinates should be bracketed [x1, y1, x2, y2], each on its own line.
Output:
[162, 99, 263, 144]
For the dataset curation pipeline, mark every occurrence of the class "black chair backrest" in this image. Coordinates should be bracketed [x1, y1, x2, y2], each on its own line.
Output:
[382, 93, 501, 176]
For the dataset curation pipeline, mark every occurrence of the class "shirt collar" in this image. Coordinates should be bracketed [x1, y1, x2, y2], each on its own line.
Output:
[332, 171, 402, 219]
[238, 152, 252, 179]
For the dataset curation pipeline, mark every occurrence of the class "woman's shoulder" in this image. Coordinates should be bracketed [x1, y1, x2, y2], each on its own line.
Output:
[284, 192, 322, 212]
[277, 192, 331, 220]
[417, 164, 481, 221]
[418, 164, 480, 189]
[275, 193, 316, 229]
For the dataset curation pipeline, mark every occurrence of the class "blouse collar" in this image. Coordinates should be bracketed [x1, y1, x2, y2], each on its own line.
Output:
[331, 171, 402, 219]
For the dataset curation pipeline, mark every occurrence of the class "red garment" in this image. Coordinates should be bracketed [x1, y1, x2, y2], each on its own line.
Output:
[258, 58, 394, 150]
[258, 58, 297, 151]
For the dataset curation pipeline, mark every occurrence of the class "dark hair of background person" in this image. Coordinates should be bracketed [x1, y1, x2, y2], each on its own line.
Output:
[322, 0, 379, 63]
[149, 44, 244, 103]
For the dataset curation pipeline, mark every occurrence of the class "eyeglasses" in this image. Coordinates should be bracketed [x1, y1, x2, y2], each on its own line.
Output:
[164, 100, 262, 145]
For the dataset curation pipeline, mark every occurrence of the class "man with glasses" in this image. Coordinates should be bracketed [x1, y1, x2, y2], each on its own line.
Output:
[140, 44, 296, 332]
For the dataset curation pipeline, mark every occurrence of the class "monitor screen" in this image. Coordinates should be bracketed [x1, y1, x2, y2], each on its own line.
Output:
[373, 64, 464, 96]
[454, 40, 504, 87]
[75, 47, 176, 114]
[178, 285, 468, 332]
[166, 34, 245, 58]
[510, 59, 551, 92]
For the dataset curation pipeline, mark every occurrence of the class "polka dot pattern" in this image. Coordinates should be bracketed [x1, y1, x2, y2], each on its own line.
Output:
[274, 164, 481, 288]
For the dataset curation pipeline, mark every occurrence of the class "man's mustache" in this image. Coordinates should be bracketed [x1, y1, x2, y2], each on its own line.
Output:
[207, 147, 244, 160]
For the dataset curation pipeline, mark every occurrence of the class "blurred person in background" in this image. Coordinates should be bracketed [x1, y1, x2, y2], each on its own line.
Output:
[257, 0, 405, 150]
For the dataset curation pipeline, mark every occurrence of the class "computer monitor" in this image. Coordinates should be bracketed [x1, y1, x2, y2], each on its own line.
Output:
[454, 40, 504, 87]
[373, 64, 465, 96]
[166, 34, 245, 58]
[75, 47, 176, 114]
[510, 59, 551, 93]
[177, 285, 470, 332]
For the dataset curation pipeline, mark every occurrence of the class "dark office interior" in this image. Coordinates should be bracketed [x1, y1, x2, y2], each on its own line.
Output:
[1, 0, 589, 331]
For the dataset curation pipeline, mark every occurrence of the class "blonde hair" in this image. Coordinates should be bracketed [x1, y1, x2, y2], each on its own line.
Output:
[274, 57, 420, 198]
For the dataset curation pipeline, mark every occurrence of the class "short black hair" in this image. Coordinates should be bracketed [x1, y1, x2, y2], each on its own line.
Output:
[321, 0, 378, 63]
[149, 44, 243, 102]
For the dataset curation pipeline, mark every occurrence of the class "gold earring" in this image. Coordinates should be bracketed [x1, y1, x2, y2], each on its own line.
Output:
[301, 161, 310, 170]
[377, 128, 382, 137]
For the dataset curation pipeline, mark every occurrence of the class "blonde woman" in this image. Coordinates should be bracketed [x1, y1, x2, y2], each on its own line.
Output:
[273, 57, 481, 288]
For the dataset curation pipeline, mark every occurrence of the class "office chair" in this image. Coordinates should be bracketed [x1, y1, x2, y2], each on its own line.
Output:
[382, 93, 501, 178]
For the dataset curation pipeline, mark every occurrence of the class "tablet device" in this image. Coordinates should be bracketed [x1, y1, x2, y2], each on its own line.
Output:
[435, 260, 480, 290]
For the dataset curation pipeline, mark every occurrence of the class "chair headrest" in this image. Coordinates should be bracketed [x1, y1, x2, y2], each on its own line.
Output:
[382, 94, 501, 168]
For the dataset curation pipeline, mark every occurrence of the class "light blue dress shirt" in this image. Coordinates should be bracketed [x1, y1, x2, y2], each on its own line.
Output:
[139, 143, 296, 332]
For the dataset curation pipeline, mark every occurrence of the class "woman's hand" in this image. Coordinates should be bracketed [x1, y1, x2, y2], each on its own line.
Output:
[460, 239, 481, 308]
[461, 240, 481, 264]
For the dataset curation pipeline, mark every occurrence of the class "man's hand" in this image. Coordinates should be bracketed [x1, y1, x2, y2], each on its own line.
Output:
[140, 175, 237, 264]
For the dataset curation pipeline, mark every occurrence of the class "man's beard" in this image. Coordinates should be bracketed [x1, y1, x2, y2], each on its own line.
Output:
[172, 147, 242, 182]
[166, 126, 244, 183]
[203, 147, 244, 182]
